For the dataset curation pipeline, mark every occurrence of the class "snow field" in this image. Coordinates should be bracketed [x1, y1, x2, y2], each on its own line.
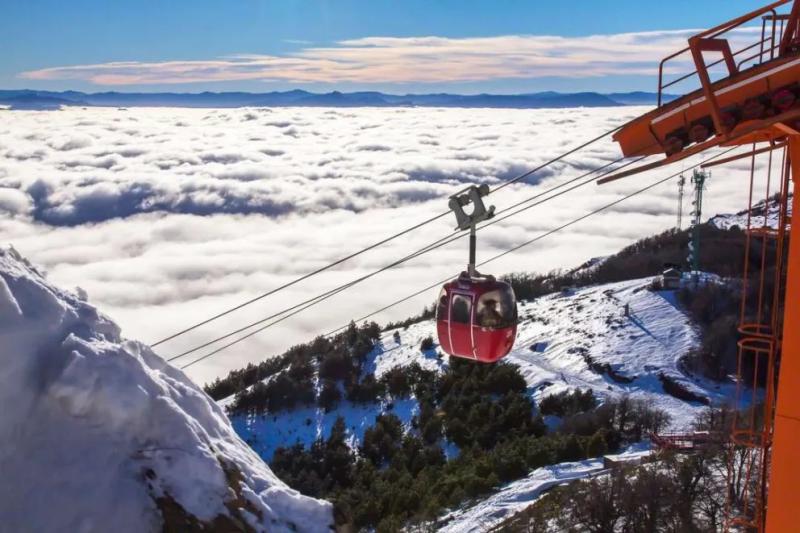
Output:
[232, 276, 736, 459]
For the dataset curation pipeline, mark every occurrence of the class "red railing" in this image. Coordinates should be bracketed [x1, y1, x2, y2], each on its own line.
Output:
[656, 1, 794, 106]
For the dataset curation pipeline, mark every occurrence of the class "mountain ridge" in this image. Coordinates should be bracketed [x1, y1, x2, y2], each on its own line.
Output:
[0, 89, 677, 110]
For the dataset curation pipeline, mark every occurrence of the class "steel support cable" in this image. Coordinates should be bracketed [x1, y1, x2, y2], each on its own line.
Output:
[182, 155, 686, 371]
[151, 210, 449, 347]
[178, 208, 495, 369]
[180, 158, 635, 371]
[187, 143, 741, 371]
[176, 152, 653, 365]
[488, 125, 623, 194]
[183, 145, 745, 372]
[179, 241, 449, 370]
[179, 285, 354, 369]
[152, 125, 624, 347]
[171, 152, 639, 364]
[323, 145, 740, 337]
[172, 228, 464, 363]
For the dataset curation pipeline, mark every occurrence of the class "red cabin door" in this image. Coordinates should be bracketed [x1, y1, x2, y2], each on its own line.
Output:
[448, 291, 476, 359]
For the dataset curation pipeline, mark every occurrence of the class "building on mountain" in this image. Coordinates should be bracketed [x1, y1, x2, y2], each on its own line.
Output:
[603, 454, 646, 470]
[661, 267, 682, 290]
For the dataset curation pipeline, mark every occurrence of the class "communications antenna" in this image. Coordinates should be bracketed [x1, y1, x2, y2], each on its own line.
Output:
[687, 169, 708, 281]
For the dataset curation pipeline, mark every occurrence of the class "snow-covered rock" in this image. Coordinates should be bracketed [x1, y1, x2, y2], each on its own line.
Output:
[0, 246, 333, 533]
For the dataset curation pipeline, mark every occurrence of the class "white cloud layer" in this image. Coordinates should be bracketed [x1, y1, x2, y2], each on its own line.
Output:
[0, 106, 774, 384]
[18, 28, 762, 86]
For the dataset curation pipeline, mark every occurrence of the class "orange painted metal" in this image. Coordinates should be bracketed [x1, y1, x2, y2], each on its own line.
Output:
[689, 37, 738, 135]
[612, 0, 799, 159]
[778, 1, 800, 54]
[599, 2, 800, 530]
[701, 141, 787, 169]
[726, 335, 776, 530]
[723, 139, 790, 532]
[613, 56, 800, 158]
[764, 138, 800, 533]
[599, 108, 800, 184]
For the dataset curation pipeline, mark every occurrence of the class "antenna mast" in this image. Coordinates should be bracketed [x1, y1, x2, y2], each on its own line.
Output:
[688, 169, 708, 281]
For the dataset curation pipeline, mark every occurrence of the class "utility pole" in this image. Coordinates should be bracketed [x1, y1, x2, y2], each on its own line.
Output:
[677, 174, 686, 230]
[687, 169, 708, 282]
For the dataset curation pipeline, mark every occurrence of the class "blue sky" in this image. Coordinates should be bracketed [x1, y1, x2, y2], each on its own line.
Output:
[1, 0, 777, 93]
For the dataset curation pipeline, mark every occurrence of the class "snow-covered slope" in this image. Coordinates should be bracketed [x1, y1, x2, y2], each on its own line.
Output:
[709, 193, 792, 230]
[232, 275, 733, 459]
[0, 247, 332, 533]
[509, 277, 731, 428]
[232, 333, 448, 461]
[438, 442, 652, 532]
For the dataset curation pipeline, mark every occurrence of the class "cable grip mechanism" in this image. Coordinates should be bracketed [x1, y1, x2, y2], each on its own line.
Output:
[448, 184, 495, 277]
[448, 184, 495, 230]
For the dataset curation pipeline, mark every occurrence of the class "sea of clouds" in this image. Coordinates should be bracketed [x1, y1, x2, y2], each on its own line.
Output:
[0, 105, 774, 383]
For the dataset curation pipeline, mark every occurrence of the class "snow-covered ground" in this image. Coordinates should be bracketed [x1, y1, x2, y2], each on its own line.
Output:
[510, 276, 733, 429]
[218, 255, 747, 533]
[438, 441, 652, 532]
[231, 275, 735, 461]
[0, 246, 332, 533]
[232, 332, 449, 460]
[709, 193, 792, 230]
[234, 398, 422, 460]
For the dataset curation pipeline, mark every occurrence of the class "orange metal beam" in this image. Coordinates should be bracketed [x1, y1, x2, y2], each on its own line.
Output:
[765, 135, 800, 533]
[701, 142, 787, 168]
[696, 0, 791, 41]
[599, 108, 800, 185]
[778, 0, 800, 54]
[689, 37, 738, 135]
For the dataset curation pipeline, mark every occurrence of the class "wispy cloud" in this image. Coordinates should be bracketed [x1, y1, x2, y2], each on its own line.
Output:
[19, 28, 759, 86]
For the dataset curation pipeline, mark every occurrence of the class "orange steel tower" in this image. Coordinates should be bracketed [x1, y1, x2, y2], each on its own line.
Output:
[600, 1, 800, 531]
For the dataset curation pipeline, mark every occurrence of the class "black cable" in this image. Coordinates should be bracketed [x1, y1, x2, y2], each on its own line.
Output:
[470, 155, 646, 236]
[179, 215, 478, 369]
[489, 125, 623, 193]
[180, 284, 355, 369]
[324, 146, 739, 336]
[171, 152, 638, 363]
[171, 228, 457, 362]
[154, 124, 625, 347]
[184, 145, 731, 368]
[151, 210, 449, 347]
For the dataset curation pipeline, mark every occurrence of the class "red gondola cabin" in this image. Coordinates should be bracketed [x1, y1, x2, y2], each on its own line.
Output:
[436, 272, 517, 362]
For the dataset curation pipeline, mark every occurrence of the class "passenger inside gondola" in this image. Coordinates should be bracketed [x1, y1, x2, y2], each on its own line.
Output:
[476, 289, 515, 328]
[451, 295, 471, 323]
[477, 298, 503, 327]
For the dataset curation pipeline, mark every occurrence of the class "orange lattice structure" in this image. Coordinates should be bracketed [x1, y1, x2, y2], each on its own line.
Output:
[601, 2, 800, 531]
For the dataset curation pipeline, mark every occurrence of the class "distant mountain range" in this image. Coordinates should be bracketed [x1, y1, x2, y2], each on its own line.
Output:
[0, 89, 676, 110]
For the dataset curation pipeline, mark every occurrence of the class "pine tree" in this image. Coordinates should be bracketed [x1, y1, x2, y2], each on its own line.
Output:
[586, 430, 608, 457]
[561, 434, 584, 462]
